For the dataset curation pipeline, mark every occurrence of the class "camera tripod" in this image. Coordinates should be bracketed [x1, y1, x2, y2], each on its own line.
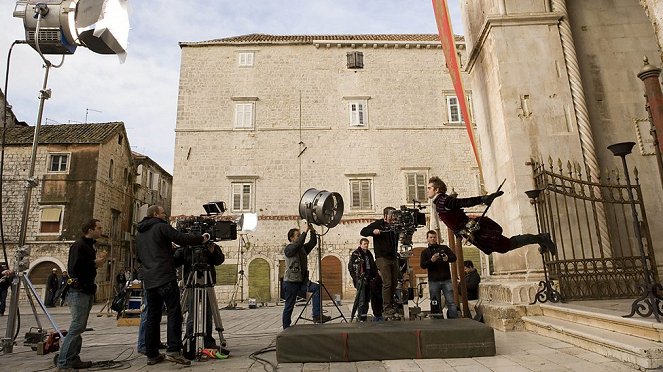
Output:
[294, 232, 347, 325]
[180, 263, 227, 360]
[1, 271, 63, 353]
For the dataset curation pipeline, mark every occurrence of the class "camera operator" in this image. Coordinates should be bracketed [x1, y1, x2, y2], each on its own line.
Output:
[282, 222, 331, 329]
[360, 207, 400, 317]
[173, 241, 225, 350]
[348, 238, 382, 321]
[420, 230, 458, 319]
[136, 205, 209, 366]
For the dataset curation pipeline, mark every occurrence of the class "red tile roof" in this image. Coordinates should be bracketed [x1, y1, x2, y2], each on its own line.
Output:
[3, 122, 125, 145]
[181, 33, 464, 47]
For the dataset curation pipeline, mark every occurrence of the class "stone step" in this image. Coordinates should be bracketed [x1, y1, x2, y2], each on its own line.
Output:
[523, 315, 663, 370]
[538, 303, 663, 342]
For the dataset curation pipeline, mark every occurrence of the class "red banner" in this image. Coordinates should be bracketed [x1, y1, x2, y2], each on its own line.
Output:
[432, 0, 483, 173]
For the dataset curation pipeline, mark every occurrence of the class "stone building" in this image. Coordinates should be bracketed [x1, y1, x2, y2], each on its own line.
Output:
[173, 34, 483, 303]
[1, 122, 135, 301]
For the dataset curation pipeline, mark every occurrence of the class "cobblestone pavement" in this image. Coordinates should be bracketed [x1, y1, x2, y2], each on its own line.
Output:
[0, 302, 640, 371]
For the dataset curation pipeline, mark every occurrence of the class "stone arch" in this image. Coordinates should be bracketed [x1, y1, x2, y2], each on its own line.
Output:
[248, 257, 271, 302]
[321, 255, 343, 300]
[28, 257, 65, 285]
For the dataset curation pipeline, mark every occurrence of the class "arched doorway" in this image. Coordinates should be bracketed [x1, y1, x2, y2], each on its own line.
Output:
[321, 256, 342, 300]
[29, 261, 60, 285]
[248, 258, 271, 303]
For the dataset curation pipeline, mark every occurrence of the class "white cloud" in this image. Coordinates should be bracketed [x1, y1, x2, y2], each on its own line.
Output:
[1, 0, 462, 173]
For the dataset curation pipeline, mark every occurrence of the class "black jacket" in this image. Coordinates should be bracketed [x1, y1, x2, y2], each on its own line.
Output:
[465, 269, 481, 300]
[136, 217, 204, 290]
[47, 273, 59, 291]
[420, 244, 457, 282]
[173, 243, 225, 284]
[348, 247, 378, 286]
[68, 237, 99, 294]
[360, 219, 398, 259]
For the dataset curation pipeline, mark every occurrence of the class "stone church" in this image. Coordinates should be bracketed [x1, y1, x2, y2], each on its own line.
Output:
[173, 0, 663, 356]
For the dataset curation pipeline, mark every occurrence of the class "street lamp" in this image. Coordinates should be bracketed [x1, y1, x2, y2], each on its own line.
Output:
[2, 0, 130, 353]
[607, 142, 663, 322]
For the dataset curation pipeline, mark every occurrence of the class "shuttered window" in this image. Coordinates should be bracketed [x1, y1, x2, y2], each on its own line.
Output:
[350, 179, 372, 210]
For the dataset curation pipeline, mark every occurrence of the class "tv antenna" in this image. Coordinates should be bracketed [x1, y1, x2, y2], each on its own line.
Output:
[85, 108, 102, 123]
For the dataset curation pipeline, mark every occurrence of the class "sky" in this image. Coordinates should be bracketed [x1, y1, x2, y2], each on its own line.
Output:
[1, 1, 462, 173]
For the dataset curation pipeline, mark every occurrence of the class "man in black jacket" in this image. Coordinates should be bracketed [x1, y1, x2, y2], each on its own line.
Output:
[56, 219, 106, 371]
[0, 265, 13, 315]
[420, 230, 457, 319]
[360, 207, 399, 317]
[463, 260, 481, 300]
[136, 205, 209, 366]
[348, 238, 382, 321]
[46, 268, 59, 307]
[174, 241, 225, 351]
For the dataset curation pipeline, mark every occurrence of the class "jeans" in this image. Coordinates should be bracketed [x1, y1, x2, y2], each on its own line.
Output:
[57, 290, 94, 368]
[429, 279, 458, 319]
[145, 281, 183, 359]
[282, 280, 321, 329]
[136, 291, 148, 353]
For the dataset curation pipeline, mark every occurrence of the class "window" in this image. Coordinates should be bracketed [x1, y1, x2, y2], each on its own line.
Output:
[238, 52, 254, 67]
[349, 179, 372, 210]
[349, 101, 367, 127]
[446, 94, 473, 124]
[231, 182, 254, 212]
[109, 159, 114, 181]
[39, 206, 63, 234]
[347, 51, 364, 69]
[405, 172, 427, 203]
[111, 209, 120, 241]
[160, 179, 168, 197]
[234, 103, 254, 129]
[47, 154, 69, 173]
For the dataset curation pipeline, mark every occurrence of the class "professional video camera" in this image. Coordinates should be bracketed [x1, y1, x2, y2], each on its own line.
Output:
[390, 203, 426, 246]
[176, 217, 237, 243]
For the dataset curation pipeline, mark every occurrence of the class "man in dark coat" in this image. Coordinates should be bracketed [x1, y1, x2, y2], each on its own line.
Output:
[0, 265, 13, 315]
[46, 268, 59, 307]
[136, 205, 208, 366]
[360, 207, 400, 317]
[348, 238, 381, 321]
[420, 230, 457, 318]
[464, 260, 481, 301]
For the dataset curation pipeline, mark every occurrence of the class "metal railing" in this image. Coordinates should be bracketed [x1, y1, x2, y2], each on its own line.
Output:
[530, 157, 657, 300]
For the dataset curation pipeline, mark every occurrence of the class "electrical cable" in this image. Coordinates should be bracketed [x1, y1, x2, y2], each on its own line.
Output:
[248, 338, 277, 372]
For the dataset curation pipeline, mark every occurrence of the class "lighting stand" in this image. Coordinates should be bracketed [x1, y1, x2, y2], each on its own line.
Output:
[294, 230, 347, 325]
[225, 234, 249, 310]
[3, 58, 58, 353]
[608, 142, 663, 322]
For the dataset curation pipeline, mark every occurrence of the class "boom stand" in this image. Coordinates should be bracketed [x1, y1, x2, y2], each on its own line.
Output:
[295, 233, 347, 325]
[225, 235, 249, 309]
[181, 263, 227, 360]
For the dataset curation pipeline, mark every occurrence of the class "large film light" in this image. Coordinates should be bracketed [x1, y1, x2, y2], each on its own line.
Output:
[299, 188, 344, 228]
[13, 0, 129, 59]
[238, 213, 258, 232]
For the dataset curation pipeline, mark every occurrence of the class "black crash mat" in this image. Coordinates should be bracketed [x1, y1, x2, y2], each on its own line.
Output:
[276, 318, 495, 362]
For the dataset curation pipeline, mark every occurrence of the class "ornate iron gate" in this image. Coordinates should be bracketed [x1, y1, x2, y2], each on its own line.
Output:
[531, 157, 657, 300]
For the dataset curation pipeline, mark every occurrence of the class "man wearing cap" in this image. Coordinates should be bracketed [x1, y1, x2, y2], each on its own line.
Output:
[46, 268, 59, 307]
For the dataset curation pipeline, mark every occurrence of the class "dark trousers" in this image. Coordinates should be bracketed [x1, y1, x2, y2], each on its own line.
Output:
[375, 257, 398, 310]
[370, 276, 383, 317]
[0, 286, 8, 314]
[145, 281, 182, 359]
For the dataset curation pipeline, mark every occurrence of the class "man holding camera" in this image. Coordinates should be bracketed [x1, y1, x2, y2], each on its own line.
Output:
[136, 205, 209, 366]
[173, 241, 225, 352]
[57, 219, 107, 371]
[282, 223, 331, 329]
[420, 230, 457, 319]
[348, 238, 382, 321]
[360, 207, 400, 318]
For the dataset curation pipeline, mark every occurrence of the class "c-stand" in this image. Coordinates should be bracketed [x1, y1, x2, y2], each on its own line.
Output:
[295, 230, 347, 325]
[225, 234, 249, 310]
[180, 261, 227, 360]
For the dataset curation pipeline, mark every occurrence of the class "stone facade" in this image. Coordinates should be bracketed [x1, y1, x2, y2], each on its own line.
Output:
[173, 35, 484, 302]
[0, 123, 171, 302]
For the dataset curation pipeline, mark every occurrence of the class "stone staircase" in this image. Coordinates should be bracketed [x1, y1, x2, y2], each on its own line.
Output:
[523, 302, 663, 370]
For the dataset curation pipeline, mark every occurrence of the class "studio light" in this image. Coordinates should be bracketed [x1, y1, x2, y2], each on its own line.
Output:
[237, 213, 258, 233]
[203, 201, 226, 215]
[13, 0, 129, 59]
[299, 188, 344, 228]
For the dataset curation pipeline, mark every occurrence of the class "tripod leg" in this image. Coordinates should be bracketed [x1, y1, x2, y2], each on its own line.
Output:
[320, 283, 347, 323]
[21, 276, 63, 338]
[350, 279, 364, 322]
[205, 286, 226, 347]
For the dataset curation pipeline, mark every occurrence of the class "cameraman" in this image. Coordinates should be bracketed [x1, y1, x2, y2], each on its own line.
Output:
[420, 230, 458, 319]
[282, 223, 331, 329]
[136, 205, 209, 366]
[173, 241, 225, 350]
[360, 207, 399, 317]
